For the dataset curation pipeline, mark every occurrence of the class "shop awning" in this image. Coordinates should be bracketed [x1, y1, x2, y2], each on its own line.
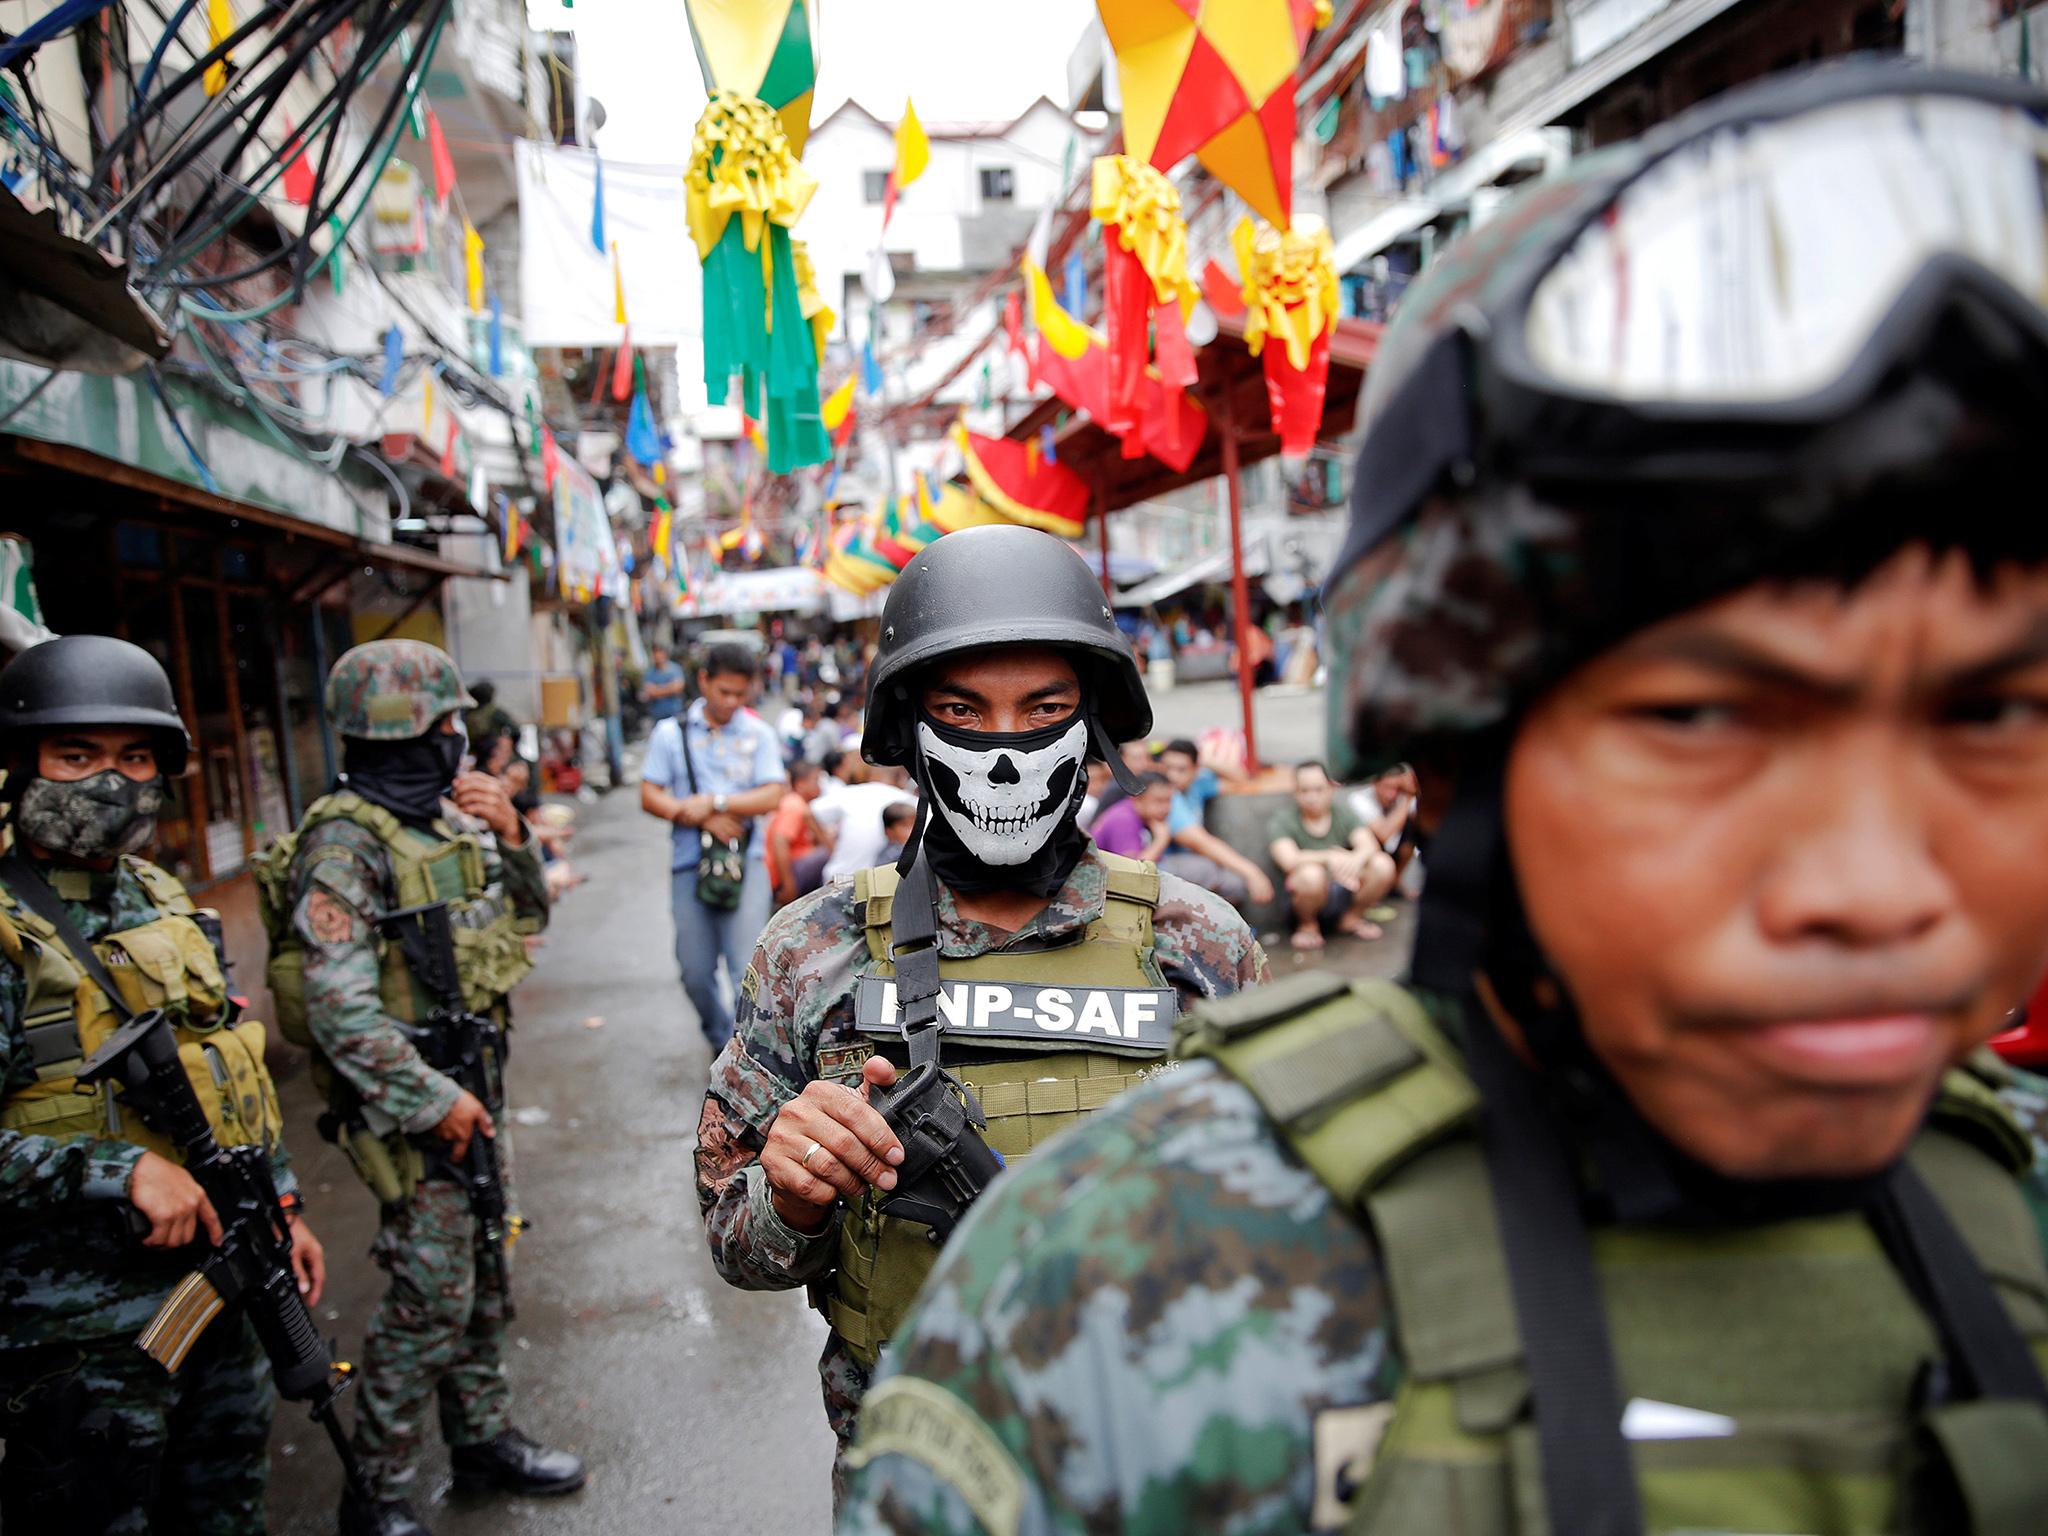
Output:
[1, 435, 505, 585]
[1115, 539, 1269, 609]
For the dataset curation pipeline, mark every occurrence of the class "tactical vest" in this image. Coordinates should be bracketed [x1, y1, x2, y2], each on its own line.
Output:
[0, 858, 283, 1165]
[255, 791, 533, 1049]
[1180, 974, 2048, 1536]
[821, 853, 1177, 1369]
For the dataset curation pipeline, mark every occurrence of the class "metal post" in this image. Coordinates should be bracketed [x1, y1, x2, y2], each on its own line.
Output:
[1094, 473, 1112, 601]
[1220, 416, 1260, 775]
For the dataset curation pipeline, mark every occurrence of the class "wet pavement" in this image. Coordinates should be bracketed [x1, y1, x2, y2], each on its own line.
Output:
[266, 779, 837, 1534]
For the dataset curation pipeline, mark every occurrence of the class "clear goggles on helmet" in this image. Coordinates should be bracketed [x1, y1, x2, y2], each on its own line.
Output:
[1333, 70, 2048, 580]
[1516, 89, 2048, 407]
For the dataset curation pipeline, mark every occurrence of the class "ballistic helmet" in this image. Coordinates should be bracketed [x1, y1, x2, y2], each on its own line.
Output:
[325, 639, 474, 741]
[1322, 62, 2048, 776]
[862, 525, 1150, 767]
[0, 634, 191, 775]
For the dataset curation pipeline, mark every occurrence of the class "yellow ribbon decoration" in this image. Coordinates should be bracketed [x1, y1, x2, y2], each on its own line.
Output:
[1022, 257, 1101, 363]
[791, 238, 837, 358]
[1233, 216, 1340, 372]
[1089, 155, 1197, 313]
[684, 89, 818, 260]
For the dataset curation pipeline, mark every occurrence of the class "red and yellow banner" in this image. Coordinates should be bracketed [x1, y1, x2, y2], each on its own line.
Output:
[952, 422, 1088, 539]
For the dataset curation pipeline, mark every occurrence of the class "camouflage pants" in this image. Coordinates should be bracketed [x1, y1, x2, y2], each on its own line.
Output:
[822, 1338, 873, 1511]
[352, 1161, 515, 1502]
[0, 1315, 273, 1535]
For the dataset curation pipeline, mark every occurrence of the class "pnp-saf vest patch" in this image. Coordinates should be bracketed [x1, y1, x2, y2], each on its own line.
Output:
[1181, 973, 2048, 1536]
[819, 852, 1175, 1369]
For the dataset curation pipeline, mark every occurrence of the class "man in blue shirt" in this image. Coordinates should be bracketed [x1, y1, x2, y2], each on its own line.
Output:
[639, 643, 786, 1052]
[1156, 737, 1273, 911]
[640, 643, 686, 728]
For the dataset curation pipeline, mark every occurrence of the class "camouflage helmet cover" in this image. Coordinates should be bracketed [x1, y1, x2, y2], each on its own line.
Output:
[324, 639, 475, 741]
[1322, 63, 2048, 778]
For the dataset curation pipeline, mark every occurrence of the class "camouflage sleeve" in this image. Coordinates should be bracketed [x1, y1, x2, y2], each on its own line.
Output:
[696, 885, 854, 1291]
[1150, 871, 1273, 1007]
[293, 829, 459, 1136]
[491, 830, 550, 931]
[0, 953, 144, 1212]
[840, 1062, 1395, 1536]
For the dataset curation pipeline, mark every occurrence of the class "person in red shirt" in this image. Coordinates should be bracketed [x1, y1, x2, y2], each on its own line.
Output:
[767, 759, 827, 905]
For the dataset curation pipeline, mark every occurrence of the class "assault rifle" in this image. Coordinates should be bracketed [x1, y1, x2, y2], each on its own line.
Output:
[376, 900, 519, 1310]
[77, 1008, 374, 1504]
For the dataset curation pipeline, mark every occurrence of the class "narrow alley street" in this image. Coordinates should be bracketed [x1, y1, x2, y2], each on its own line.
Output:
[267, 778, 836, 1534]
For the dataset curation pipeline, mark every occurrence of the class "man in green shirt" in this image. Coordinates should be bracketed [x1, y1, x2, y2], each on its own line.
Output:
[1267, 761, 1395, 949]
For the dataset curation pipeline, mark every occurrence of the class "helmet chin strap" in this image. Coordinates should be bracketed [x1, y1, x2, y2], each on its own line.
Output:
[1090, 712, 1147, 795]
[895, 735, 933, 878]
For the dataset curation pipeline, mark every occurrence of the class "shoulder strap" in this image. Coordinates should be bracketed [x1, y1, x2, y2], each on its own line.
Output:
[0, 854, 134, 1023]
[853, 865, 892, 963]
[1177, 973, 1479, 1206]
[1094, 851, 1160, 908]
[678, 713, 700, 795]
[325, 790, 406, 847]
[121, 857, 195, 914]
[891, 853, 942, 1069]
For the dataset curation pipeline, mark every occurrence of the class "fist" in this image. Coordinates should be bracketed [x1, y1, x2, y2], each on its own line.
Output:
[453, 771, 522, 843]
[761, 1058, 904, 1231]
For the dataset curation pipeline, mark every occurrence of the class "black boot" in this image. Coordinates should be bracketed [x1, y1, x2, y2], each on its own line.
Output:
[338, 1486, 433, 1536]
[449, 1427, 587, 1496]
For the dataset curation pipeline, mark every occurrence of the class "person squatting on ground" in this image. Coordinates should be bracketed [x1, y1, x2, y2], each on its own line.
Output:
[263, 640, 581, 1536]
[639, 642, 786, 1054]
[842, 64, 2048, 1536]
[693, 526, 1269, 1503]
[0, 635, 325, 1535]
[1269, 760, 1398, 949]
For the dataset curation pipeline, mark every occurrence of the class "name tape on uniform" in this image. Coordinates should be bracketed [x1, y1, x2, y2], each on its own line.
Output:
[855, 977, 1177, 1052]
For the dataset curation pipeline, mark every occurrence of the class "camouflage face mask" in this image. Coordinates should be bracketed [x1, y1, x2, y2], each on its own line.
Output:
[15, 770, 167, 861]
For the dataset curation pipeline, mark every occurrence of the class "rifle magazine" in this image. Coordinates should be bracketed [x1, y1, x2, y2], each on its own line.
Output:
[137, 1269, 227, 1373]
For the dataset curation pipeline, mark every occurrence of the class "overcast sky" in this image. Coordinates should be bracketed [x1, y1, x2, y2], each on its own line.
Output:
[547, 0, 1099, 163]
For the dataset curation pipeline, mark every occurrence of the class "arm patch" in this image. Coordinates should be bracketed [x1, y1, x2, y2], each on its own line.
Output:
[302, 889, 363, 946]
[845, 1378, 1024, 1536]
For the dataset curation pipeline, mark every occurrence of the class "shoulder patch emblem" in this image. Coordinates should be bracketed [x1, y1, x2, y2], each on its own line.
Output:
[304, 889, 363, 945]
[845, 1377, 1023, 1536]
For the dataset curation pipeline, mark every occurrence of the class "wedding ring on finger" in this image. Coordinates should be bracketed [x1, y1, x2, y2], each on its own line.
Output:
[800, 1139, 826, 1172]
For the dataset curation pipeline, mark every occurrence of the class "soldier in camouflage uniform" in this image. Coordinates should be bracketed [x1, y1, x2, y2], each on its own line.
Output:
[267, 640, 581, 1536]
[842, 67, 2048, 1536]
[0, 634, 326, 1535]
[695, 527, 1268, 1501]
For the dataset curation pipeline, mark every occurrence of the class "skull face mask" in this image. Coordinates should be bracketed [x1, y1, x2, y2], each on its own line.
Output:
[916, 716, 1090, 868]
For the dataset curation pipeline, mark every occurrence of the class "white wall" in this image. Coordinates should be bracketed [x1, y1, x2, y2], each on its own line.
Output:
[800, 98, 1096, 335]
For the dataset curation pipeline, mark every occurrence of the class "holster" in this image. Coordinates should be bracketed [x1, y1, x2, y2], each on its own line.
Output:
[869, 1059, 1006, 1240]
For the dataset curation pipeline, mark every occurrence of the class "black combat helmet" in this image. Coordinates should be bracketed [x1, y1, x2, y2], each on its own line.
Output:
[862, 524, 1150, 769]
[0, 634, 191, 775]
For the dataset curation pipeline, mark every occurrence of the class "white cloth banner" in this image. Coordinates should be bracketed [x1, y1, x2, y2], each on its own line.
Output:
[514, 140, 705, 359]
[682, 566, 826, 618]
